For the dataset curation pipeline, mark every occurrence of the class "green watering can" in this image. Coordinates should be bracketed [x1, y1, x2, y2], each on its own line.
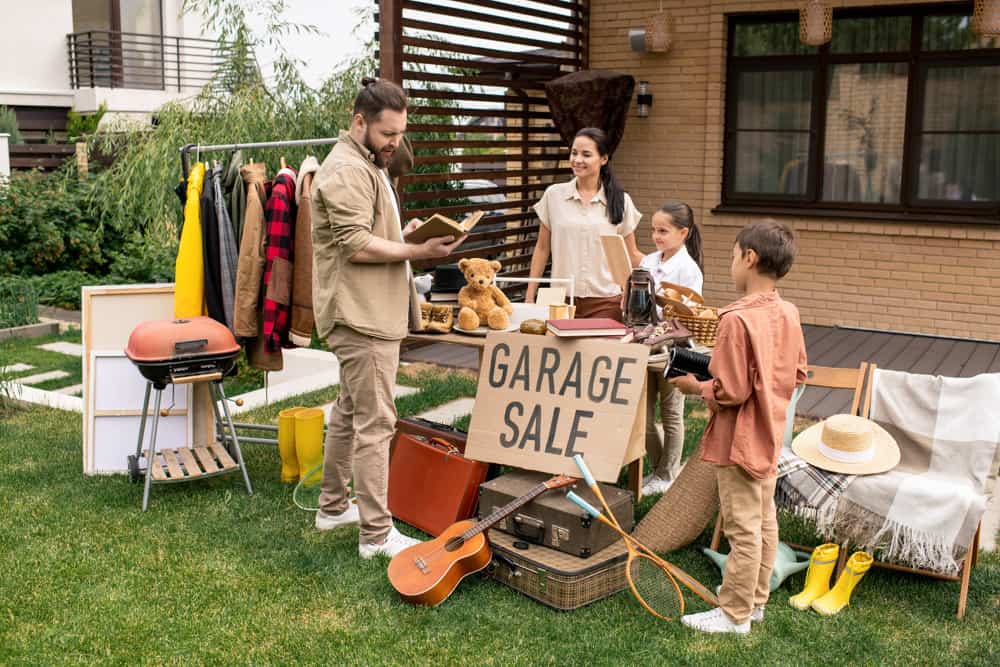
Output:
[700, 542, 812, 592]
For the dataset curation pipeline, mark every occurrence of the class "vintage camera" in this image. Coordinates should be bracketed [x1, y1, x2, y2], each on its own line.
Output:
[663, 346, 712, 382]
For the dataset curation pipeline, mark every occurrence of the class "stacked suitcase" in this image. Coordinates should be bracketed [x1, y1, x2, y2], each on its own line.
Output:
[479, 470, 635, 610]
[387, 420, 636, 610]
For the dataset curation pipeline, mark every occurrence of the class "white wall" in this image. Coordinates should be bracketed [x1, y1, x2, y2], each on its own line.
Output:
[0, 0, 211, 111]
[0, 0, 74, 107]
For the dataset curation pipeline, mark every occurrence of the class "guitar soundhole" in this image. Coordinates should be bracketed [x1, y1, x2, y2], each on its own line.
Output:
[445, 536, 466, 552]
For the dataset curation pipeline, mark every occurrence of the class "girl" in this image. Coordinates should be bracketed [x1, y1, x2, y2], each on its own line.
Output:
[525, 127, 644, 320]
[640, 200, 704, 496]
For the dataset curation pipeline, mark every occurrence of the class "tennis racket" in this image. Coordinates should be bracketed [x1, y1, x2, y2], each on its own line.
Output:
[565, 489, 682, 621]
[570, 455, 719, 608]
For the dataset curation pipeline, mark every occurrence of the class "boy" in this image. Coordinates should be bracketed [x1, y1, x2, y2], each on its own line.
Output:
[669, 219, 807, 634]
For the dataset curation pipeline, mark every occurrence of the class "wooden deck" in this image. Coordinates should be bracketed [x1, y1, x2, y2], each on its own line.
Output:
[401, 326, 1000, 418]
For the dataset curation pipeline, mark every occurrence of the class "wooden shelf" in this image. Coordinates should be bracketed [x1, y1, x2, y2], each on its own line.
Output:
[145, 443, 238, 482]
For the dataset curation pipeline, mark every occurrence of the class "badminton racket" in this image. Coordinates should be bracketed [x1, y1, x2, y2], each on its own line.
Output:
[570, 455, 719, 608]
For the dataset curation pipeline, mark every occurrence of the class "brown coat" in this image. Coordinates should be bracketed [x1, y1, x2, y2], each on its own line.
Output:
[234, 162, 268, 338]
[290, 156, 320, 347]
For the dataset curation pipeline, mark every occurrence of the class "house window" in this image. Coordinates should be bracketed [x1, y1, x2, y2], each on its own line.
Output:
[723, 4, 1000, 220]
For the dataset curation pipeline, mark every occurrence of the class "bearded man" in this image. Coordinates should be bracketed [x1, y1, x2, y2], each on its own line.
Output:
[310, 77, 464, 558]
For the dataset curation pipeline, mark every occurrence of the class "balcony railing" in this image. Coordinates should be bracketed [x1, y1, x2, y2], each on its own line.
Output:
[67, 30, 241, 92]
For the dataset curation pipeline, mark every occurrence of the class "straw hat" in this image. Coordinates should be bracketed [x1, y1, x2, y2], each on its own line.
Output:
[791, 414, 900, 475]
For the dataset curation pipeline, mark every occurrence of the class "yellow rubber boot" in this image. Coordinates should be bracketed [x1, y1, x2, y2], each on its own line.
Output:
[788, 543, 840, 610]
[294, 408, 325, 487]
[811, 552, 873, 616]
[277, 407, 305, 483]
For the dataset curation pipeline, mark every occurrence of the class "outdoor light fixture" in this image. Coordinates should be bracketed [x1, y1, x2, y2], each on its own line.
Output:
[972, 0, 1000, 36]
[799, 0, 833, 46]
[637, 81, 653, 118]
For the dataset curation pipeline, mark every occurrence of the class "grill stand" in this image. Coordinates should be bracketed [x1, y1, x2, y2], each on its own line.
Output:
[130, 375, 253, 511]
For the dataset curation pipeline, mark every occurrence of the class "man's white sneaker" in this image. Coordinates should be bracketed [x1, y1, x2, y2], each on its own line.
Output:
[715, 585, 764, 622]
[359, 526, 422, 559]
[641, 476, 673, 497]
[681, 608, 751, 635]
[315, 502, 360, 531]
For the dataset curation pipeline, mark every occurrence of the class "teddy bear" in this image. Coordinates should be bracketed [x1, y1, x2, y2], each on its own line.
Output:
[457, 258, 513, 330]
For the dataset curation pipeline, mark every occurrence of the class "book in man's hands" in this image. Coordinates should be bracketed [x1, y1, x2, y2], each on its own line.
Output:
[404, 210, 485, 244]
[546, 318, 629, 338]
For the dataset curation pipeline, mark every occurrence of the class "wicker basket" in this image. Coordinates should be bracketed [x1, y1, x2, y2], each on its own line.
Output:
[671, 310, 719, 347]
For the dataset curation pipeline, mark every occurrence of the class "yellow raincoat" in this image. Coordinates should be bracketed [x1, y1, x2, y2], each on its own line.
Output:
[174, 161, 206, 318]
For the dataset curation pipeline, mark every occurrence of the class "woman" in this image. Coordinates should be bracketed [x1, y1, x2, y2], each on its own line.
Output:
[525, 127, 644, 320]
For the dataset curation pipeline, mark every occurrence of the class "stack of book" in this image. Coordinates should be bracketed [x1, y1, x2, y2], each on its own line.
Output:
[545, 318, 629, 339]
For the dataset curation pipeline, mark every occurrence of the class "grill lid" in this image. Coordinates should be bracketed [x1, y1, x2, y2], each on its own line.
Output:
[125, 317, 240, 363]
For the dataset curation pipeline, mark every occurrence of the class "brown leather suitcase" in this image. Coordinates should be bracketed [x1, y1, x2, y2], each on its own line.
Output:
[479, 470, 634, 558]
[387, 432, 489, 537]
[392, 417, 468, 453]
[487, 529, 628, 610]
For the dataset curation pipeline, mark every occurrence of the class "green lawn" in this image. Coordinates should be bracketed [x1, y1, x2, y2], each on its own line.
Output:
[1, 374, 997, 666]
[0, 329, 82, 392]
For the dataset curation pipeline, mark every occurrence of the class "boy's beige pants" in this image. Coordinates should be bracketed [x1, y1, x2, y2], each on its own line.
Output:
[318, 326, 400, 545]
[716, 465, 779, 624]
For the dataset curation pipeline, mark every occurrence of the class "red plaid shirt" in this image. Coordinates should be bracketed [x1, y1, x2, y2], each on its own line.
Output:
[262, 170, 297, 351]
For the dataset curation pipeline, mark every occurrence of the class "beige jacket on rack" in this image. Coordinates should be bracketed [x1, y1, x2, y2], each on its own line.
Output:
[290, 156, 320, 347]
[234, 162, 267, 338]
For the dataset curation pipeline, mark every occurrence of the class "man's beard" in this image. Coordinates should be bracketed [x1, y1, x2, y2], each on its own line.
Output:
[364, 129, 393, 168]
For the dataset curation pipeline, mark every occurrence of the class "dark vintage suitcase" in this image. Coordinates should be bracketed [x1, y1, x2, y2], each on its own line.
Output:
[487, 528, 628, 610]
[388, 433, 489, 537]
[479, 470, 634, 558]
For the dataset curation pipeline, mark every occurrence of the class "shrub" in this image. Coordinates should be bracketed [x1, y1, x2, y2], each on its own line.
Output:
[0, 168, 116, 276]
[29, 270, 100, 311]
[66, 102, 107, 142]
[0, 276, 38, 328]
[0, 106, 23, 144]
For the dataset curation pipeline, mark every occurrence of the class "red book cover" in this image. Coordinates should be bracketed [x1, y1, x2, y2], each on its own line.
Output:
[546, 318, 628, 336]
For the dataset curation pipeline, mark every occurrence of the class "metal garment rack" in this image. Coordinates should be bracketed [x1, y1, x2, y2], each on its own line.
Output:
[180, 136, 340, 447]
[179, 137, 340, 179]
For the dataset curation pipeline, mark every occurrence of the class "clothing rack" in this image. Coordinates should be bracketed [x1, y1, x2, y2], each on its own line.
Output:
[179, 137, 340, 179]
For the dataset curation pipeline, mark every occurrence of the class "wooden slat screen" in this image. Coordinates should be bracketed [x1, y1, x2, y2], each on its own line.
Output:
[377, 0, 589, 288]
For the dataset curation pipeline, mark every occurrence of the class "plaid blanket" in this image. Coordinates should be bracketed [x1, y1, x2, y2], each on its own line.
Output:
[775, 447, 854, 519]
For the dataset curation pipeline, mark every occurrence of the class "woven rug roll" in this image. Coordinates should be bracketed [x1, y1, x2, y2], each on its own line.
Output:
[632, 451, 719, 552]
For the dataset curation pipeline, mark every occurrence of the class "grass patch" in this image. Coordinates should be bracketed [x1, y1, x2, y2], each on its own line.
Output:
[0, 329, 82, 390]
[1, 377, 998, 664]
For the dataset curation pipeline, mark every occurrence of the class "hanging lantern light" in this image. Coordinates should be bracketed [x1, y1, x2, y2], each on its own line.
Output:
[645, 2, 672, 53]
[799, 0, 833, 46]
[972, 0, 1000, 37]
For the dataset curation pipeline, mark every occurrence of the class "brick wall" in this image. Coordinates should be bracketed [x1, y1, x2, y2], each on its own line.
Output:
[588, 0, 1000, 340]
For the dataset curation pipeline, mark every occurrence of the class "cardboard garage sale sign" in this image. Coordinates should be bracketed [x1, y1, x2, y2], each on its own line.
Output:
[466, 333, 648, 483]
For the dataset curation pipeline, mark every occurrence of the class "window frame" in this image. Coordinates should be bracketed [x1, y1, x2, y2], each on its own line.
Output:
[718, 3, 1000, 223]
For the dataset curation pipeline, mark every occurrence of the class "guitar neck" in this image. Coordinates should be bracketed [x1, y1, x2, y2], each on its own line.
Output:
[462, 482, 553, 541]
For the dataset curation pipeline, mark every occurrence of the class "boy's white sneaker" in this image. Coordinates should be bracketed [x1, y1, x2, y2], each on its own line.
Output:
[641, 476, 673, 497]
[315, 502, 360, 531]
[681, 608, 751, 635]
[359, 526, 422, 559]
[715, 585, 765, 622]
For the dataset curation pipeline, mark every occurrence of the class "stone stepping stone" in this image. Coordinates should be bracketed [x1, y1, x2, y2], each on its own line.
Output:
[0, 363, 34, 374]
[16, 370, 70, 385]
[54, 384, 84, 395]
[37, 342, 84, 357]
[414, 397, 476, 426]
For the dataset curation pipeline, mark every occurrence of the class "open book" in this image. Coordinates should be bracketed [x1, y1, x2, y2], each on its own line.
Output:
[404, 210, 485, 244]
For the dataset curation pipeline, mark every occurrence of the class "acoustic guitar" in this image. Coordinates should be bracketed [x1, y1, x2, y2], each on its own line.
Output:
[387, 474, 577, 606]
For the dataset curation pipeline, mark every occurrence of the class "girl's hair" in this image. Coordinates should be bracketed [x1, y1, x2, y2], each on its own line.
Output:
[573, 127, 626, 225]
[656, 200, 703, 271]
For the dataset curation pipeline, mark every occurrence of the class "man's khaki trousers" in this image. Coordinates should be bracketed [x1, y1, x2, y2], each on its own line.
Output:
[716, 465, 779, 624]
[318, 326, 400, 544]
